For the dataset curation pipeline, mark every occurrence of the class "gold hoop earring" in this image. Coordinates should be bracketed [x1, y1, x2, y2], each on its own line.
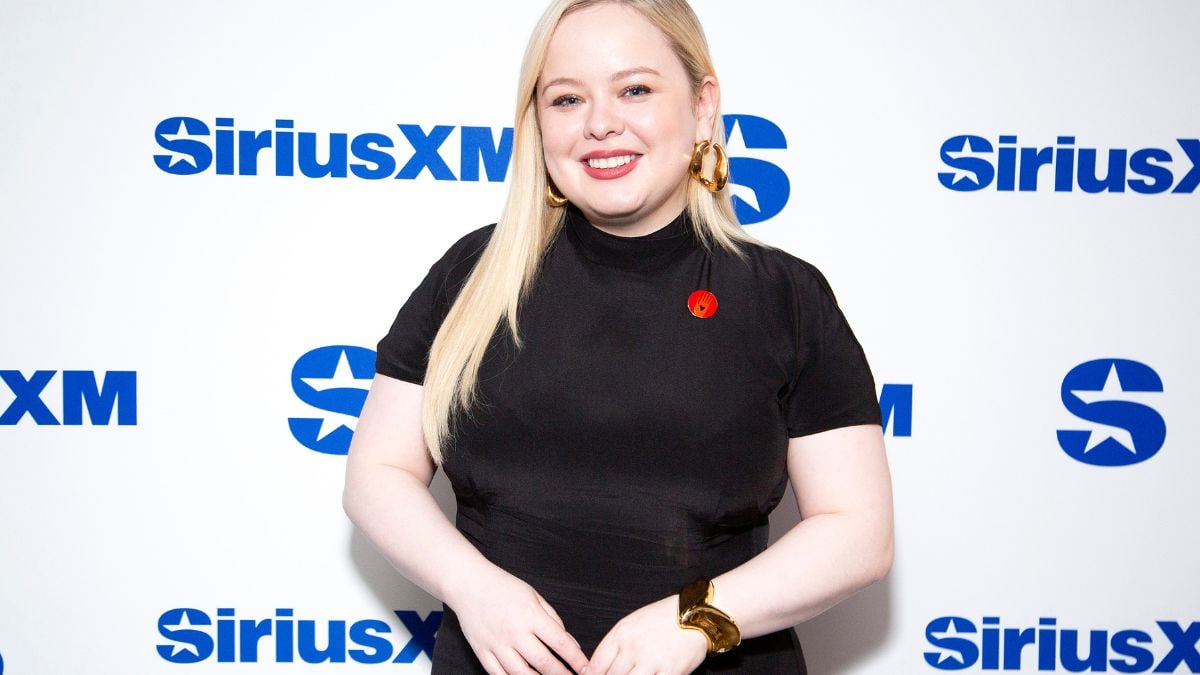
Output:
[689, 140, 729, 193]
[546, 182, 569, 207]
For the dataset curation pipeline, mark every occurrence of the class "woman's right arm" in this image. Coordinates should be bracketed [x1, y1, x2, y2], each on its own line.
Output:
[342, 373, 589, 675]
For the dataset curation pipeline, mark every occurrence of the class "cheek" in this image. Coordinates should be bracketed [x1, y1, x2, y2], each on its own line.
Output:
[630, 106, 694, 154]
[539, 118, 576, 165]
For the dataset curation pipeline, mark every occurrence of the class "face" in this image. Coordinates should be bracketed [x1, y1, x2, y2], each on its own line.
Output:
[537, 2, 717, 235]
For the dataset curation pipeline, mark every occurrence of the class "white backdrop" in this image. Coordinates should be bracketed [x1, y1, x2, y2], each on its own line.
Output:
[2, 1, 1197, 673]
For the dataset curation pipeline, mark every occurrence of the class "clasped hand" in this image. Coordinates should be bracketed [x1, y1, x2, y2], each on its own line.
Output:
[457, 572, 707, 675]
[585, 594, 708, 675]
[454, 567, 590, 675]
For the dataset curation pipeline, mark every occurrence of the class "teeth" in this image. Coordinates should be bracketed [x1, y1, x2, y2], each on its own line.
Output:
[587, 154, 637, 169]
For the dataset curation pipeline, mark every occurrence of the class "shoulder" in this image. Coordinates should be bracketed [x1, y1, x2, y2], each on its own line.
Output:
[719, 239, 840, 304]
[424, 222, 496, 289]
[438, 223, 496, 272]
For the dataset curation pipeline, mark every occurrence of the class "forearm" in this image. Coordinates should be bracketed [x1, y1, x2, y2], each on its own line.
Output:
[710, 509, 893, 639]
[342, 463, 498, 608]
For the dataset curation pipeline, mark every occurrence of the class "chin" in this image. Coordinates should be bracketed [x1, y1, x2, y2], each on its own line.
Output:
[578, 195, 647, 222]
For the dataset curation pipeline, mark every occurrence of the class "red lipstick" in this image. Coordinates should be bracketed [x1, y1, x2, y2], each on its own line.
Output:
[580, 149, 642, 180]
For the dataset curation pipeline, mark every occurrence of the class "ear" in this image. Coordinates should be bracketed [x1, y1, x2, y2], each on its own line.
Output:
[693, 75, 720, 142]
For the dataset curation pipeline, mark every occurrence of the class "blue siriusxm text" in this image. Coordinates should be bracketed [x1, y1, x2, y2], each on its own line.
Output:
[879, 383, 912, 437]
[925, 615, 1199, 672]
[1, 370, 137, 426]
[939, 135, 1199, 193]
[157, 607, 442, 665]
[152, 114, 790, 223]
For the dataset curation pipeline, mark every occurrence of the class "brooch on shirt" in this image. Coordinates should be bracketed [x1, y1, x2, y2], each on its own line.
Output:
[687, 289, 718, 319]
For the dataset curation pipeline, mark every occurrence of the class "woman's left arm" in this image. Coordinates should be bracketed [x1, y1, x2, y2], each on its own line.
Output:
[586, 423, 893, 674]
[711, 423, 894, 634]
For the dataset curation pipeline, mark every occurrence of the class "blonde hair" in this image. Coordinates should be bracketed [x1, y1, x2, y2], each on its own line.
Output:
[420, 0, 762, 463]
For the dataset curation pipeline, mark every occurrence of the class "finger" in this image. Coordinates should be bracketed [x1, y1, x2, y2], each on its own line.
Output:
[495, 646, 538, 675]
[608, 650, 636, 675]
[536, 593, 567, 630]
[533, 619, 588, 673]
[588, 641, 619, 675]
[478, 650, 507, 675]
[515, 636, 572, 675]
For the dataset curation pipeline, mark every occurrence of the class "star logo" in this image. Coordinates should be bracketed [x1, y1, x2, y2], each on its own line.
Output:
[720, 114, 789, 224]
[160, 612, 202, 659]
[297, 349, 373, 442]
[924, 617, 974, 668]
[154, 118, 202, 170]
[156, 608, 211, 663]
[289, 345, 376, 455]
[1069, 362, 1160, 453]
[941, 136, 990, 188]
[1057, 358, 1166, 467]
[725, 118, 761, 214]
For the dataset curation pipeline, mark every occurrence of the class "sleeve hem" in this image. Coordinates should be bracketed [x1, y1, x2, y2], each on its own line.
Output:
[786, 408, 883, 439]
[374, 360, 424, 386]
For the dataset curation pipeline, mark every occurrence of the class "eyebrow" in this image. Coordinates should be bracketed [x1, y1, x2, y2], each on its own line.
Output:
[541, 67, 662, 91]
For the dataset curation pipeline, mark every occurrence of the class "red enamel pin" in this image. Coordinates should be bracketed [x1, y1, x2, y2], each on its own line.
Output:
[687, 289, 718, 318]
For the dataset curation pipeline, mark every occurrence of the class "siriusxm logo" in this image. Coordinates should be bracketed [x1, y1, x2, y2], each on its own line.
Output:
[1057, 359, 1165, 467]
[925, 615, 1199, 673]
[157, 607, 441, 664]
[1, 370, 137, 426]
[154, 117, 513, 182]
[939, 135, 1199, 193]
[289, 346, 375, 455]
[879, 383, 913, 437]
[722, 115, 789, 224]
[152, 114, 789, 224]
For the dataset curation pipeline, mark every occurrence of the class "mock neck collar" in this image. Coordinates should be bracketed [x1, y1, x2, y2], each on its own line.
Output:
[562, 204, 699, 271]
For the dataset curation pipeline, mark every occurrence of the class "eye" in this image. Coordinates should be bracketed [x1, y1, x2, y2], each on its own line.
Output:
[622, 84, 652, 97]
[551, 94, 582, 107]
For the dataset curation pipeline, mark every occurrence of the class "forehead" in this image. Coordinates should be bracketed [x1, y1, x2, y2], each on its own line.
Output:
[541, 3, 684, 82]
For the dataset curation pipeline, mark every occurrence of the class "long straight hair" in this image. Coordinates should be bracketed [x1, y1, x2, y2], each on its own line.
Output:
[420, 0, 761, 463]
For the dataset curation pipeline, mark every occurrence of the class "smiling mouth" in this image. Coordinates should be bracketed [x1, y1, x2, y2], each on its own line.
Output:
[584, 154, 640, 169]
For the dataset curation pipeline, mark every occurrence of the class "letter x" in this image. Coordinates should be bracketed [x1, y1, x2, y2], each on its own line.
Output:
[395, 125, 456, 180]
[1172, 139, 1200, 193]
[392, 610, 442, 663]
[0, 370, 58, 425]
[1155, 621, 1200, 672]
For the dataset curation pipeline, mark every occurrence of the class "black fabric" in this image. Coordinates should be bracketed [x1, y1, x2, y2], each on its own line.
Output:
[376, 205, 881, 674]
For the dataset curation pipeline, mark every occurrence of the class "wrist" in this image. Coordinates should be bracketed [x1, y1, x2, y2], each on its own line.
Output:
[677, 577, 742, 654]
[439, 556, 505, 609]
[677, 611, 711, 653]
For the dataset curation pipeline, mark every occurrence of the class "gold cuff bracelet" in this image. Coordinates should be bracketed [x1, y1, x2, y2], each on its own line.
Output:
[677, 577, 742, 655]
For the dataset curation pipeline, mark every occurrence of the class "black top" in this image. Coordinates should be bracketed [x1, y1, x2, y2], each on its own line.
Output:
[376, 205, 881, 674]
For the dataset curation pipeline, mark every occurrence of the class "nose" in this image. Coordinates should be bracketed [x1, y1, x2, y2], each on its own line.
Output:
[584, 97, 623, 140]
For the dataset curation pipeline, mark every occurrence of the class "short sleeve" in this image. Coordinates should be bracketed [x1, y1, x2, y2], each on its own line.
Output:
[781, 260, 882, 438]
[375, 225, 494, 385]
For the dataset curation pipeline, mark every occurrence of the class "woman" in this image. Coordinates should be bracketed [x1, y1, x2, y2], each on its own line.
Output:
[343, 1, 894, 673]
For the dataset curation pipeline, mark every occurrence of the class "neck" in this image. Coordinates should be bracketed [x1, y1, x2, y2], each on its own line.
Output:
[575, 189, 689, 238]
[563, 203, 697, 271]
